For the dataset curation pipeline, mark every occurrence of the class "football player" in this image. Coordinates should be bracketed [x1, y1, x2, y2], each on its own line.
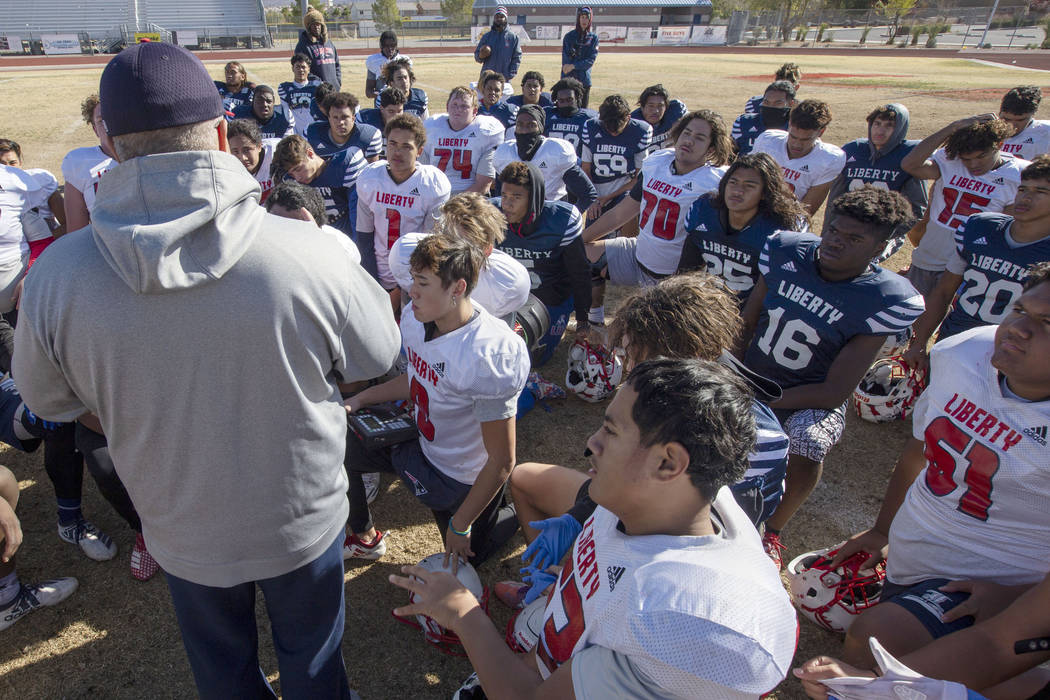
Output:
[266, 180, 361, 265]
[678, 151, 810, 303]
[356, 114, 451, 307]
[278, 54, 320, 138]
[61, 94, 117, 232]
[492, 105, 596, 211]
[731, 80, 796, 156]
[544, 77, 596, 161]
[902, 114, 1028, 297]
[903, 155, 1050, 371]
[1000, 86, 1050, 161]
[477, 70, 517, 138]
[227, 119, 281, 202]
[827, 262, 1050, 671]
[582, 94, 652, 219]
[390, 357, 797, 699]
[364, 30, 406, 100]
[631, 84, 688, 155]
[744, 62, 801, 115]
[343, 232, 528, 567]
[583, 109, 733, 288]
[357, 87, 405, 158]
[0, 139, 66, 243]
[506, 71, 552, 109]
[303, 92, 383, 161]
[231, 85, 295, 140]
[739, 187, 925, 569]
[494, 161, 593, 364]
[213, 60, 253, 112]
[422, 86, 505, 195]
[375, 57, 428, 119]
[752, 99, 846, 217]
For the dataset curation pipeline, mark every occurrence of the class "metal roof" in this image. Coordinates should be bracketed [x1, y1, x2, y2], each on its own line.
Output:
[473, 0, 710, 8]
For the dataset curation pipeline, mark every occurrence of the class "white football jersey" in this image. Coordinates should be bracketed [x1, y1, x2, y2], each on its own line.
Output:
[492, 137, 578, 201]
[61, 145, 115, 215]
[914, 149, 1028, 272]
[0, 166, 49, 263]
[389, 232, 530, 318]
[636, 149, 728, 275]
[22, 168, 60, 242]
[254, 138, 281, 202]
[752, 130, 846, 201]
[355, 162, 452, 289]
[422, 114, 505, 194]
[401, 301, 528, 482]
[1003, 120, 1050, 161]
[888, 326, 1050, 587]
[535, 491, 797, 698]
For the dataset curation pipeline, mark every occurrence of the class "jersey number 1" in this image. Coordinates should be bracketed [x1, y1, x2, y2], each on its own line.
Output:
[385, 209, 401, 250]
[639, 191, 680, 240]
[433, 148, 473, 180]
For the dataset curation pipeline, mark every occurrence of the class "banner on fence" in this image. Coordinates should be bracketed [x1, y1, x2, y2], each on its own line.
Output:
[534, 25, 561, 40]
[597, 26, 627, 43]
[0, 36, 21, 52]
[175, 31, 198, 46]
[690, 25, 726, 45]
[626, 27, 652, 43]
[655, 26, 690, 45]
[41, 34, 80, 54]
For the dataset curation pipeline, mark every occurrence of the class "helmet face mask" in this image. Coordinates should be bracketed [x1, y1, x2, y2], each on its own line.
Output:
[566, 340, 624, 402]
[787, 545, 886, 633]
[395, 553, 488, 656]
[853, 356, 927, 423]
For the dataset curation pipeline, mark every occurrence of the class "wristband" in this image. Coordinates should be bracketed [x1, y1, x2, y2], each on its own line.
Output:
[448, 518, 472, 537]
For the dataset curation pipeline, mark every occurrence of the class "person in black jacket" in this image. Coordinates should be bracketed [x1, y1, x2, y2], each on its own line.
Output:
[295, 8, 341, 90]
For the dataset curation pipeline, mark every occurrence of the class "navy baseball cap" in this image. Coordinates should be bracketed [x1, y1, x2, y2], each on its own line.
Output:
[99, 42, 224, 137]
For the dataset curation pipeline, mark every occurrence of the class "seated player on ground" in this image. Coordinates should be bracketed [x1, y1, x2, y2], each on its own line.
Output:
[356, 86, 406, 157]
[823, 262, 1050, 676]
[738, 187, 925, 569]
[901, 114, 1027, 298]
[422, 87, 505, 196]
[213, 60, 253, 111]
[227, 119, 280, 202]
[678, 151, 810, 303]
[310, 81, 336, 124]
[265, 180, 361, 264]
[231, 85, 295, 140]
[1000, 85, 1050, 161]
[477, 70, 517, 139]
[631, 83, 688, 154]
[492, 105, 596, 211]
[391, 358, 798, 699]
[903, 156, 1050, 372]
[278, 53, 320, 138]
[375, 57, 428, 120]
[744, 62, 801, 115]
[732, 79, 797, 156]
[494, 161, 593, 365]
[0, 138, 66, 274]
[61, 94, 117, 233]
[364, 30, 406, 100]
[356, 113, 451, 310]
[304, 92, 382, 161]
[343, 232, 528, 567]
[544, 77, 596, 161]
[507, 71, 552, 109]
[752, 99, 846, 217]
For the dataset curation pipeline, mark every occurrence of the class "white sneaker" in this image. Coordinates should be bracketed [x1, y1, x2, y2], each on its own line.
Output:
[58, 519, 117, 561]
[363, 472, 380, 505]
[342, 530, 387, 560]
[0, 578, 79, 631]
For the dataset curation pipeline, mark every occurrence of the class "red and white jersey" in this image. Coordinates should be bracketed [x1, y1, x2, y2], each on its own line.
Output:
[636, 149, 728, 276]
[492, 137, 578, 201]
[22, 168, 61, 242]
[401, 301, 528, 482]
[0, 166, 50, 263]
[1003, 120, 1050, 161]
[355, 162, 451, 289]
[390, 232, 530, 318]
[422, 114, 504, 194]
[888, 326, 1050, 587]
[535, 490, 797, 698]
[254, 138, 281, 202]
[61, 145, 115, 215]
[752, 130, 845, 201]
[914, 149, 1028, 271]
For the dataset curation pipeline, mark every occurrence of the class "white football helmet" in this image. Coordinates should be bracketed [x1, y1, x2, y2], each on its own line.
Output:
[504, 595, 547, 653]
[565, 340, 623, 402]
[398, 553, 487, 656]
[853, 357, 927, 423]
[786, 545, 886, 633]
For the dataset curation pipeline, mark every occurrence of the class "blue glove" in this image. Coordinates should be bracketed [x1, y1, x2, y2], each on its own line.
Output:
[522, 514, 582, 571]
[520, 567, 558, 605]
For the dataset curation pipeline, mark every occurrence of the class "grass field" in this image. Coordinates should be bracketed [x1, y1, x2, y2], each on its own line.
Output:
[0, 50, 1043, 699]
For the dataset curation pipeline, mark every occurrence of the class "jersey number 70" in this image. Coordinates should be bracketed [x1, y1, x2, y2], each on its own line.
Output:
[639, 191, 680, 240]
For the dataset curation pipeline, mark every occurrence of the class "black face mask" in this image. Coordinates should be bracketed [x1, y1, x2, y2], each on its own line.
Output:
[760, 106, 791, 129]
[516, 132, 544, 160]
[557, 105, 578, 118]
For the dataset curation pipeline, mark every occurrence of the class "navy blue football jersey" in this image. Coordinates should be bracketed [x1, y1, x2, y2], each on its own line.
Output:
[215, 81, 253, 112]
[299, 147, 367, 236]
[304, 120, 383, 160]
[479, 101, 518, 131]
[682, 193, 783, 302]
[744, 231, 925, 389]
[631, 98, 687, 153]
[744, 94, 763, 115]
[494, 199, 584, 308]
[581, 117, 652, 193]
[356, 108, 384, 132]
[840, 138, 920, 194]
[544, 107, 597, 160]
[374, 87, 429, 119]
[941, 212, 1050, 339]
[731, 112, 768, 156]
[508, 93, 553, 109]
[277, 80, 320, 136]
[231, 103, 295, 140]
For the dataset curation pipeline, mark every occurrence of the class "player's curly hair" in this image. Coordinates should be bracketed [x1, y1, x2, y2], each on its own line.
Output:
[314, 82, 336, 113]
[626, 358, 755, 502]
[945, 119, 1013, 159]
[637, 84, 670, 108]
[447, 86, 479, 110]
[1002, 86, 1042, 115]
[325, 92, 359, 113]
[80, 94, 100, 125]
[273, 134, 311, 172]
[520, 71, 545, 89]
[410, 231, 485, 294]
[383, 113, 426, 148]
[711, 152, 810, 231]
[379, 86, 407, 108]
[829, 186, 915, 243]
[1023, 261, 1050, 291]
[1022, 154, 1050, 182]
[551, 77, 585, 105]
[598, 95, 631, 132]
[608, 273, 741, 369]
[290, 52, 310, 67]
[667, 109, 734, 167]
[866, 105, 898, 125]
[774, 62, 801, 84]
[789, 99, 832, 131]
[434, 192, 507, 247]
[265, 181, 327, 227]
[227, 119, 262, 146]
[498, 160, 532, 189]
[382, 56, 415, 85]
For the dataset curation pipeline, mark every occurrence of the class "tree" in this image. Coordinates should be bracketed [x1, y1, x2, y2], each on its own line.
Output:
[441, 0, 474, 25]
[877, 0, 918, 37]
[373, 0, 403, 29]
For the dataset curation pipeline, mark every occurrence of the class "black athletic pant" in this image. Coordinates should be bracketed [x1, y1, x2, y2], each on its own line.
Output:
[75, 423, 142, 532]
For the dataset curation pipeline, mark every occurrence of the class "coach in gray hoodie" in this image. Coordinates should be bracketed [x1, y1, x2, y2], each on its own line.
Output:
[13, 43, 399, 698]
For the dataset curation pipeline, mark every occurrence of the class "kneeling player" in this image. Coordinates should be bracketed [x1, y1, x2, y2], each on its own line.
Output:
[227, 119, 280, 201]
[391, 358, 797, 698]
[631, 84, 688, 154]
[739, 188, 925, 568]
[423, 87, 505, 196]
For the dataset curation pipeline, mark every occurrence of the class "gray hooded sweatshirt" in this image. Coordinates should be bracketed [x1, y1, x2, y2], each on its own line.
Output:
[14, 150, 401, 586]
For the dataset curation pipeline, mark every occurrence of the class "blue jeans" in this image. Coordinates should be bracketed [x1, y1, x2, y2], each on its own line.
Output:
[165, 533, 351, 700]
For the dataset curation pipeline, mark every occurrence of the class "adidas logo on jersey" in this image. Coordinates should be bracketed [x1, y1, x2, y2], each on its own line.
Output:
[1024, 425, 1048, 446]
[409, 187, 420, 196]
[683, 181, 693, 190]
[695, 223, 708, 231]
[1025, 137, 1035, 144]
[781, 261, 797, 272]
[993, 177, 1005, 185]
[538, 161, 548, 168]
[846, 155, 857, 163]
[468, 131, 477, 137]
[607, 566, 625, 591]
[800, 165, 810, 172]
[433, 362, 446, 377]
[974, 236, 988, 245]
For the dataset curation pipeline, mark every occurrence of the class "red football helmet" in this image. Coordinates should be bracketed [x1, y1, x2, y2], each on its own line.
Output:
[786, 545, 886, 633]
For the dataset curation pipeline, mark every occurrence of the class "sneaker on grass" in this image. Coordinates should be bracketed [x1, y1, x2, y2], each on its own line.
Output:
[343, 530, 386, 560]
[130, 533, 160, 581]
[58, 518, 117, 561]
[0, 578, 78, 632]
